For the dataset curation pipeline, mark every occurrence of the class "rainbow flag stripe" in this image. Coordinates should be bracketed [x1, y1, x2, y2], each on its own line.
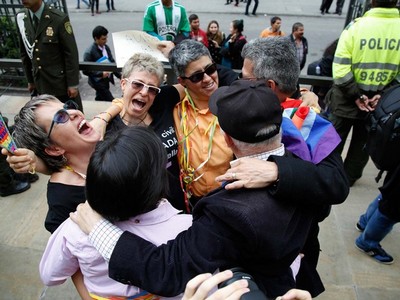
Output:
[0, 114, 17, 154]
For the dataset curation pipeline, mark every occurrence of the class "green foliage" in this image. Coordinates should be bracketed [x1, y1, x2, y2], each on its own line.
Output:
[0, 16, 19, 59]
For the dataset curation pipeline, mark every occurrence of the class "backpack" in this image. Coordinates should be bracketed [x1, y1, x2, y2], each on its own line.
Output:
[365, 84, 400, 181]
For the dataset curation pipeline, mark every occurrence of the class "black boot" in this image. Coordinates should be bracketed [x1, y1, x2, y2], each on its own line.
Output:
[0, 179, 30, 197]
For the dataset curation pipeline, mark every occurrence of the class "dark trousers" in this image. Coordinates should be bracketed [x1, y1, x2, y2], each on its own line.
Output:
[296, 221, 325, 297]
[56, 92, 84, 113]
[320, 0, 333, 12]
[0, 149, 13, 189]
[0, 116, 13, 189]
[379, 164, 400, 222]
[106, 0, 115, 10]
[94, 84, 114, 102]
[329, 113, 369, 184]
[91, 0, 99, 13]
[245, 0, 258, 14]
[335, 0, 345, 13]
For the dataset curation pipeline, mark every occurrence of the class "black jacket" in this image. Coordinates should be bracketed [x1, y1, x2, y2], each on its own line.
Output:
[288, 34, 308, 71]
[83, 43, 120, 88]
[221, 33, 247, 70]
[108, 172, 315, 298]
[269, 151, 349, 297]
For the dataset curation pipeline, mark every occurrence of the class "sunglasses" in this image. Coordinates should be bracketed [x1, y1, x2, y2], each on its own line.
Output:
[47, 100, 79, 138]
[125, 79, 161, 96]
[181, 63, 218, 83]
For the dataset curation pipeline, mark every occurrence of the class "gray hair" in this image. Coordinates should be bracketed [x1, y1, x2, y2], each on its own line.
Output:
[121, 53, 164, 85]
[169, 39, 212, 77]
[241, 37, 300, 95]
[13, 94, 66, 173]
[230, 126, 282, 154]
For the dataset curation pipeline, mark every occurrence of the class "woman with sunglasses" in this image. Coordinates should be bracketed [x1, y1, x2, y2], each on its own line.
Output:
[10, 96, 120, 233]
[7, 95, 121, 300]
[106, 52, 190, 212]
[39, 126, 192, 299]
[168, 39, 235, 210]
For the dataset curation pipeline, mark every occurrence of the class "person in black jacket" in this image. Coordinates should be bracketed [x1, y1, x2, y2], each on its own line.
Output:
[220, 19, 247, 70]
[223, 37, 348, 297]
[83, 26, 121, 101]
[288, 22, 308, 71]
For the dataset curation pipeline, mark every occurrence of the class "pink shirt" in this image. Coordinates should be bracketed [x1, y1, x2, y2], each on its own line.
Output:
[39, 200, 192, 298]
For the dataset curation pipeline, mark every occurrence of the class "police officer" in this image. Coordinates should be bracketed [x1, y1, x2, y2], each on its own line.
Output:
[16, 0, 83, 111]
[326, 0, 400, 186]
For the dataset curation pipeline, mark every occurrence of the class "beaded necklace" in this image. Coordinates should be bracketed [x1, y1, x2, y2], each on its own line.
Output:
[177, 88, 218, 212]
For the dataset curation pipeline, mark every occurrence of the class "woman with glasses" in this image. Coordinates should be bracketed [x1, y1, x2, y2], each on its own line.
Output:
[11, 96, 105, 233]
[106, 53, 188, 212]
[168, 39, 235, 209]
[39, 126, 192, 299]
[8, 95, 120, 299]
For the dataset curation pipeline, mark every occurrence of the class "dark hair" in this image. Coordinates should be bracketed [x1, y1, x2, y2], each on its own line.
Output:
[207, 20, 224, 45]
[323, 38, 339, 58]
[169, 39, 212, 77]
[232, 19, 244, 33]
[86, 126, 168, 222]
[292, 22, 304, 33]
[373, 0, 397, 7]
[13, 94, 67, 172]
[92, 25, 108, 40]
[270, 16, 281, 25]
[189, 14, 199, 22]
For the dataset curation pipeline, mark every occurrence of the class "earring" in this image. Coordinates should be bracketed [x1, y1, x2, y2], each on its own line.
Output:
[61, 155, 67, 164]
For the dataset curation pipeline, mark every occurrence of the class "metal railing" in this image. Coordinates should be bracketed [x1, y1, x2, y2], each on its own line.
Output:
[0, 58, 333, 92]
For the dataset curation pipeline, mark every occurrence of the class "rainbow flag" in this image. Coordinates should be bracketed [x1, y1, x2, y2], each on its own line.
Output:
[0, 114, 17, 154]
[281, 100, 341, 164]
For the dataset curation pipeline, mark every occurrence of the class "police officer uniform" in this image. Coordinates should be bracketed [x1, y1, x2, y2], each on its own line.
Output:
[326, 2, 400, 185]
[16, 3, 83, 111]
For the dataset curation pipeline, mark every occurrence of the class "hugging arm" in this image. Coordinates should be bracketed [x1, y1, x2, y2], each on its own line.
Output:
[217, 152, 348, 206]
[269, 151, 349, 205]
[108, 218, 234, 296]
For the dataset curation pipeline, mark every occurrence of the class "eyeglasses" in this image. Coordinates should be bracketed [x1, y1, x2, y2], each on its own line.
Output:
[125, 79, 161, 96]
[181, 63, 218, 83]
[47, 100, 78, 138]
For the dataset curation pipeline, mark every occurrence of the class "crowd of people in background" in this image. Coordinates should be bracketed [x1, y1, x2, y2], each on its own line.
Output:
[1, 0, 399, 299]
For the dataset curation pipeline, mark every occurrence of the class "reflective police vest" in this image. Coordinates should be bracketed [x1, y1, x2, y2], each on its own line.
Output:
[333, 7, 400, 92]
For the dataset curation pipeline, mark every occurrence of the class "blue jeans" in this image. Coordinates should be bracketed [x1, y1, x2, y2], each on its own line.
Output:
[77, 0, 90, 7]
[356, 194, 396, 249]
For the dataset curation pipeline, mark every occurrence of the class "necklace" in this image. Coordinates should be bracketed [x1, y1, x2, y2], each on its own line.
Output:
[65, 165, 86, 179]
[177, 88, 218, 212]
[122, 113, 148, 126]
